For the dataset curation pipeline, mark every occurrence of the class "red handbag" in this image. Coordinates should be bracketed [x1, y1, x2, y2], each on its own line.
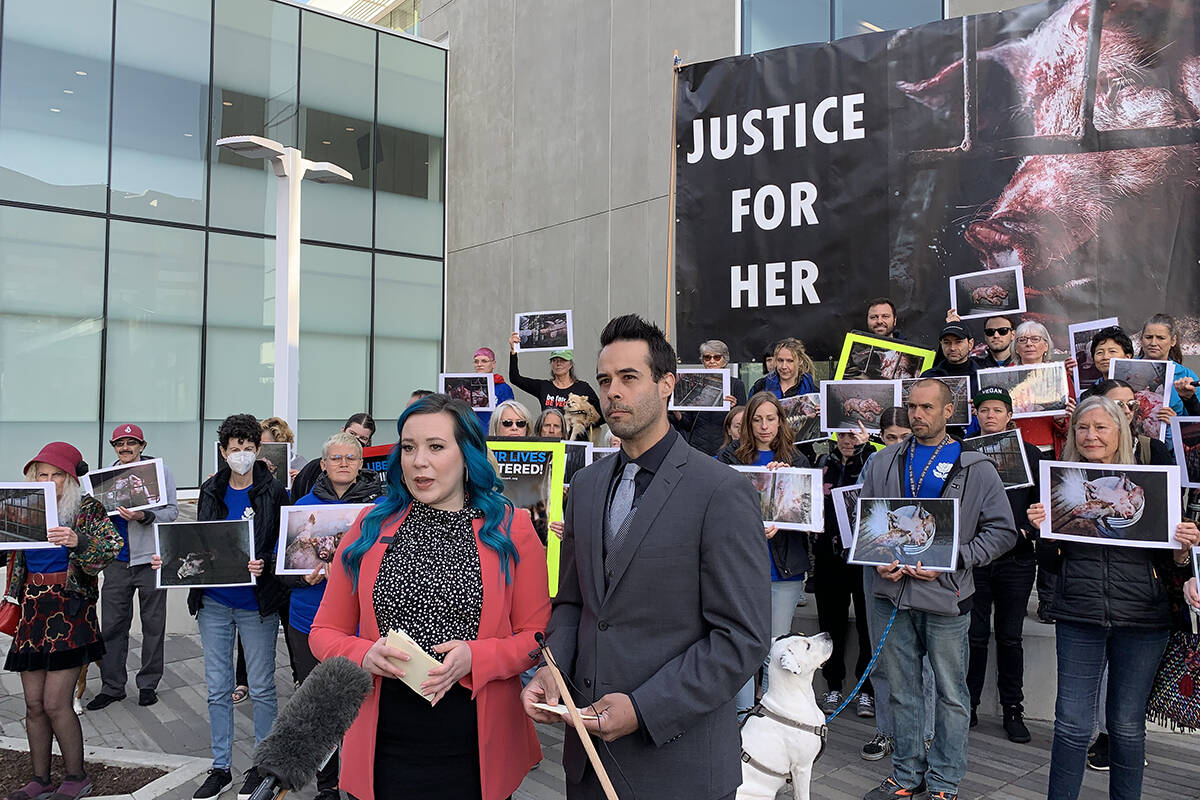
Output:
[0, 557, 18, 637]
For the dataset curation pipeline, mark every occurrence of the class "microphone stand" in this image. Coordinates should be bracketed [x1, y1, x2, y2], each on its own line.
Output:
[541, 643, 620, 800]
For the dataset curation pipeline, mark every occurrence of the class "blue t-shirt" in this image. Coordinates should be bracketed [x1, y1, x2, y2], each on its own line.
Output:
[114, 515, 130, 562]
[750, 449, 774, 467]
[286, 489, 333, 635]
[204, 485, 258, 611]
[25, 545, 69, 573]
[904, 440, 961, 498]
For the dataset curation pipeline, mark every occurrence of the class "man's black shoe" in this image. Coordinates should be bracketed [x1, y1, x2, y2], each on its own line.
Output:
[84, 693, 125, 711]
[193, 769, 232, 800]
[1003, 706, 1031, 743]
[139, 689, 158, 707]
[969, 706, 978, 728]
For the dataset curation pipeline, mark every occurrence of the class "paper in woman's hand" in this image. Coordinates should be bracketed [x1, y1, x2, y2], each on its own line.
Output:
[385, 629, 443, 704]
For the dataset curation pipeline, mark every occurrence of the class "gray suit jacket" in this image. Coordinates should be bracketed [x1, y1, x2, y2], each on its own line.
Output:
[546, 433, 771, 799]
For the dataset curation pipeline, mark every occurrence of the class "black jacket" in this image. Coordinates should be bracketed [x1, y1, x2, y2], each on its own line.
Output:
[671, 377, 747, 456]
[1048, 540, 1183, 629]
[187, 461, 290, 618]
[812, 444, 871, 580]
[715, 445, 812, 579]
[995, 440, 1043, 559]
[309, 469, 384, 504]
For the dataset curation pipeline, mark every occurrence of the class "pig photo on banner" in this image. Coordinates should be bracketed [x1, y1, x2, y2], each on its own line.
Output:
[276, 504, 372, 576]
[820, 379, 900, 433]
[486, 439, 565, 595]
[1039, 461, 1180, 548]
[674, 0, 1200, 363]
[849, 497, 959, 572]
[154, 520, 255, 588]
[1108, 358, 1175, 441]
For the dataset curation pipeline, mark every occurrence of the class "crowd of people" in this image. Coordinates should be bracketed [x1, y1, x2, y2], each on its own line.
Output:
[3, 305, 1199, 800]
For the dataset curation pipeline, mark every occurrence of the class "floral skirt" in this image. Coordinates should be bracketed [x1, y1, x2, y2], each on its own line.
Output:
[4, 583, 104, 672]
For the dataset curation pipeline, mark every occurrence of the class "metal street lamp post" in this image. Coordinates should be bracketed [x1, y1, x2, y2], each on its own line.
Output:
[215, 135, 353, 428]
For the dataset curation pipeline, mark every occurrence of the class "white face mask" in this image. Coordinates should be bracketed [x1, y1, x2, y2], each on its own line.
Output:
[226, 450, 256, 475]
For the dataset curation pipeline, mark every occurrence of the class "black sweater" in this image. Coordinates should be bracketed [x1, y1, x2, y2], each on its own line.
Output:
[508, 354, 601, 417]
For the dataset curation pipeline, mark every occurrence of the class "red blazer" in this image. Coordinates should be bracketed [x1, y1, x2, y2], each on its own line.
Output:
[310, 506, 551, 800]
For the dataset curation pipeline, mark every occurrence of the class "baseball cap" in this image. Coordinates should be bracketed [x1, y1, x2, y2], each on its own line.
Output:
[940, 322, 972, 340]
[110, 423, 146, 444]
[549, 349, 574, 361]
[973, 386, 1013, 409]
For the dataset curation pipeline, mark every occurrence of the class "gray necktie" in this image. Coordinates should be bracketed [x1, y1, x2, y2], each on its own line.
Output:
[605, 462, 639, 565]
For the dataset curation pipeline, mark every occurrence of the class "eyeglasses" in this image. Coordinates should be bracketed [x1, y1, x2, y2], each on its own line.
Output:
[325, 454, 362, 463]
[1015, 336, 1045, 345]
[983, 327, 1012, 336]
[700, 353, 725, 362]
[1111, 399, 1139, 411]
[501, 419, 528, 429]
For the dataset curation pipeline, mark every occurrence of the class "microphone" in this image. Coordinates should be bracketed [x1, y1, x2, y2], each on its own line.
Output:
[249, 656, 373, 800]
[528, 631, 547, 660]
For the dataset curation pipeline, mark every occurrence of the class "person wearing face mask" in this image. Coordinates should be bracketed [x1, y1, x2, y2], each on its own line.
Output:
[962, 388, 1041, 743]
[174, 414, 290, 800]
[4, 442, 122, 800]
[86, 425, 179, 712]
[749, 337, 816, 398]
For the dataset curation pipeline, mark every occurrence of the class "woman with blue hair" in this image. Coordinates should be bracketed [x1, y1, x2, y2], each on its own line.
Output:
[310, 394, 551, 800]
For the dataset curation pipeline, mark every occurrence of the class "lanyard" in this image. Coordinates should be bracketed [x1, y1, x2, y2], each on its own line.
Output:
[907, 436, 951, 497]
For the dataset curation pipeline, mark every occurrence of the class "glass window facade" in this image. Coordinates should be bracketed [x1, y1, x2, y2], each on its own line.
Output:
[0, 0, 446, 484]
[742, 0, 943, 51]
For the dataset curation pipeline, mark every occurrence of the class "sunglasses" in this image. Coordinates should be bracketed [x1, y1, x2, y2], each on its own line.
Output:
[500, 419, 528, 429]
[1111, 399, 1139, 411]
[983, 327, 1012, 336]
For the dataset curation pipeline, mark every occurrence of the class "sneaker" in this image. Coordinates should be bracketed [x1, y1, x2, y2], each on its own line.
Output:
[860, 732, 894, 761]
[4, 778, 56, 800]
[1086, 733, 1109, 771]
[929, 793, 958, 800]
[863, 776, 927, 799]
[857, 693, 876, 718]
[84, 692, 125, 712]
[48, 777, 91, 800]
[237, 769, 265, 800]
[1003, 705, 1031, 743]
[1036, 601, 1055, 624]
[819, 690, 843, 715]
[193, 769, 232, 800]
[969, 706, 978, 728]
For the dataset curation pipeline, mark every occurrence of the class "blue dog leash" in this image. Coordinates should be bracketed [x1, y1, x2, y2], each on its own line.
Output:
[824, 604, 898, 724]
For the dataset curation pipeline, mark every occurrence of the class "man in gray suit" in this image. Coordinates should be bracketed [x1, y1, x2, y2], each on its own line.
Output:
[521, 314, 771, 800]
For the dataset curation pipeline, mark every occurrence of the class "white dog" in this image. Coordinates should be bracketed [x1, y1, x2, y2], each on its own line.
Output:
[737, 632, 833, 800]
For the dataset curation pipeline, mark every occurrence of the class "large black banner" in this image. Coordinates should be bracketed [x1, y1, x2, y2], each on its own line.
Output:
[675, 0, 1200, 363]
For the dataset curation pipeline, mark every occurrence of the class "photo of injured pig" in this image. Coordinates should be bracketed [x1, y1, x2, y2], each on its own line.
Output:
[1108, 358, 1175, 442]
[849, 497, 959, 572]
[779, 393, 824, 443]
[902, 376, 971, 426]
[154, 520, 255, 588]
[276, 504, 371, 576]
[976, 362, 1069, 418]
[1169, 418, 1200, 488]
[731, 467, 823, 532]
[1039, 461, 1179, 549]
[950, 266, 1025, 321]
[890, 0, 1200, 352]
[821, 380, 901, 433]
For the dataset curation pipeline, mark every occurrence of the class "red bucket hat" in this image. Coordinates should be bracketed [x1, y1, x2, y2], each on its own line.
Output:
[24, 442, 88, 478]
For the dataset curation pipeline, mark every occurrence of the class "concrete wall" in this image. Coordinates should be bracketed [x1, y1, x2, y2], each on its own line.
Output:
[418, 0, 737, 410]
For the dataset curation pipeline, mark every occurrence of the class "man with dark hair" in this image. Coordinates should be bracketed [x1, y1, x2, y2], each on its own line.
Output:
[860, 379, 1015, 800]
[923, 322, 980, 398]
[289, 413, 375, 500]
[974, 315, 1017, 368]
[867, 298, 904, 339]
[408, 389, 434, 406]
[185, 413, 290, 800]
[522, 314, 770, 800]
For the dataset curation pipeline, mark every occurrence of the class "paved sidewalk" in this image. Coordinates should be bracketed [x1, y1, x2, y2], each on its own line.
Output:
[3, 630, 1199, 800]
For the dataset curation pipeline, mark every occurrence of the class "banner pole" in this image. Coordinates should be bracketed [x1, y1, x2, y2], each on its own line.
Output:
[665, 52, 680, 341]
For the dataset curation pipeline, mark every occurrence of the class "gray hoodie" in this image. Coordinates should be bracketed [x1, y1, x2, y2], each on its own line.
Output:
[860, 439, 1016, 616]
[109, 456, 179, 566]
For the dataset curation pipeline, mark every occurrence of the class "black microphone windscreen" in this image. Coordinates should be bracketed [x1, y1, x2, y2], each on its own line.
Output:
[252, 656, 373, 790]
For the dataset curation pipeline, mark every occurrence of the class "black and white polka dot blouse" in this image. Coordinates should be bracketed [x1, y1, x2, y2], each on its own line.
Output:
[372, 501, 483, 661]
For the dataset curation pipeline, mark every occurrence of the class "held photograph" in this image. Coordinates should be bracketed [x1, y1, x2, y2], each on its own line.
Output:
[1039, 461, 1181, 549]
[902, 376, 971, 426]
[949, 265, 1026, 321]
[514, 310, 573, 352]
[976, 362, 1069, 418]
[1108, 358, 1175, 441]
[0, 483, 59, 550]
[486, 439, 566, 593]
[669, 368, 731, 412]
[731, 467, 823, 532]
[820, 380, 901, 433]
[439, 373, 497, 411]
[849, 497, 960, 572]
[154, 520, 256, 588]
[1169, 417, 1200, 488]
[832, 483, 862, 550]
[1068, 317, 1119, 397]
[779, 393, 823, 443]
[276, 504, 371, 576]
[835, 332, 935, 381]
[257, 442, 294, 489]
[562, 440, 592, 487]
[82, 458, 166, 516]
[961, 429, 1034, 489]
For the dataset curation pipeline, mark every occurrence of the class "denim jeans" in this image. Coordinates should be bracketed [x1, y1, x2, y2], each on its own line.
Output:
[873, 596, 970, 794]
[197, 603, 281, 770]
[967, 554, 1036, 709]
[864, 569, 935, 741]
[737, 579, 808, 709]
[1047, 621, 1168, 800]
